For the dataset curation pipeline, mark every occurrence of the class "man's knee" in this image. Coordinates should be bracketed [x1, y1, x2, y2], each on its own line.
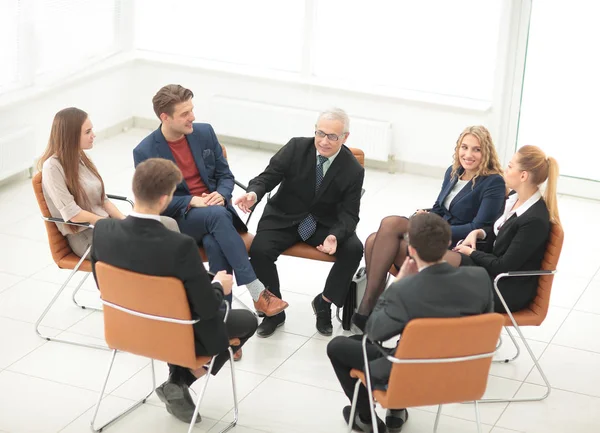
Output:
[327, 335, 348, 360]
[249, 235, 276, 261]
[337, 235, 364, 261]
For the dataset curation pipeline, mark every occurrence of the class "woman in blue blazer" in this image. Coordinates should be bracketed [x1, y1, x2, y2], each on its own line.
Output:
[353, 126, 505, 330]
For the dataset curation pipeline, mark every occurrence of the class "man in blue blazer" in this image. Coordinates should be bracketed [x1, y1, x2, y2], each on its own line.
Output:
[133, 84, 288, 318]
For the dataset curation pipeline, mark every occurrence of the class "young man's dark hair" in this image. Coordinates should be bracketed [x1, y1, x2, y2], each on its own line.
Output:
[151, 84, 194, 119]
[132, 158, 183, 204]
[407, 213, 452, 262]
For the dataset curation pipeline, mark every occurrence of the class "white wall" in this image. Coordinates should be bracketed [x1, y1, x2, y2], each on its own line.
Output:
[131, 58, 497, 175]
[0, 60, 133, 160]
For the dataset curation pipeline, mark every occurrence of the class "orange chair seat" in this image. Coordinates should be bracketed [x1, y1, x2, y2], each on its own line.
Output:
[57, 254, 93, 273]
[504, 308, 543, 327]
[282, 242, 336, 263]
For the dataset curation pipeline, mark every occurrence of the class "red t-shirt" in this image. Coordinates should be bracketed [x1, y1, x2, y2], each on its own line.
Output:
[167, 136, 210, 196]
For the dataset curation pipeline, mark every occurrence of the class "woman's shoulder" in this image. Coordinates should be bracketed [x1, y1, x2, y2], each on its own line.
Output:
[41, 155, 64, 174]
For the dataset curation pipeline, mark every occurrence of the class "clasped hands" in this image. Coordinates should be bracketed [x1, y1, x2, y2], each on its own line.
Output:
[190, 191, 225, 207]
[452, 229, 484, 256]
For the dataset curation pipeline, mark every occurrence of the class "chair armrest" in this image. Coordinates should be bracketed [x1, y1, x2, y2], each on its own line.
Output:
[500, 270, 556, 277]
[107, 194, 134, 207]
[234, 180, 248, 191]
[43, 216, 93, 229]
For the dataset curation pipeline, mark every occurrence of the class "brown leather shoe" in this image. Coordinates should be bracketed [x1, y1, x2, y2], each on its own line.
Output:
[253, 290, 289, 317]
[233, 348, 242, 362]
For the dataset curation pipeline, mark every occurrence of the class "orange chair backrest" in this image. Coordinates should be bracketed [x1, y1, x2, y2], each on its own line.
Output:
[349, 147, 365, 167]
[32, 172, 74, 265]
[95, 261, 199, 369]
[384, 313, 504, 408]
[527, 222, 564, 320]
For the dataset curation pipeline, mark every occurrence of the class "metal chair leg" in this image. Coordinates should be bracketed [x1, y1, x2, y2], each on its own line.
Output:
[348, 379, 361, 433]
[35, 246, 107, 350]
[71, 272, 102, 312]
[215, 347, 239, 433]
[474, 400, 482, 433]
[91, 353, 156, 432]
[433, 404, 442, 433]
[479, 305, 551, 403]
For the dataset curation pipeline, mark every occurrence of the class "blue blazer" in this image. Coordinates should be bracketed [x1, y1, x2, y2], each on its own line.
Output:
[133, 123, 246, 231]
[430, 166, 505, 246]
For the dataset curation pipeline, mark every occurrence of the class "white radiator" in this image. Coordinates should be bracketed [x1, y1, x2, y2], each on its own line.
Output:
[0, 128, 35, 181]
[209, 96, 393, 162]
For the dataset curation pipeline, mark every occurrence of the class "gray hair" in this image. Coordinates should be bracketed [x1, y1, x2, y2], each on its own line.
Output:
[316, 108, 350, 133]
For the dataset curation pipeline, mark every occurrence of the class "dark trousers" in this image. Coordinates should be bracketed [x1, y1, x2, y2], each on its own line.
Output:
[169, 309, 258, 387]
[327, 335, 387, 419]
[177, 206, 257, 304]
[248, 224, 363, 307]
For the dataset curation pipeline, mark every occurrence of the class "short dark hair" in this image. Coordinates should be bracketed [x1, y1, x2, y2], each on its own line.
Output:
[152, 84, 194, 119]
[407, 213, 451, 262]
[132, 158, 182, 204]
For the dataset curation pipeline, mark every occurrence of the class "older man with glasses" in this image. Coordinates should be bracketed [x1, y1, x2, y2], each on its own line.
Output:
[235, 108, 365, 337]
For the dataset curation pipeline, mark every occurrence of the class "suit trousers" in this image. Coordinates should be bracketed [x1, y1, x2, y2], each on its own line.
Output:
[327, 335, 387, 419]
[248, 224, 363, 307]
[168, 309, 258, 387]
[177, 205, 257, 293]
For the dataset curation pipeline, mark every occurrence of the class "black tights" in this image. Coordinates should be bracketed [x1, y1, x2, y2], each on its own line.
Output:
[358, 215, 463, 315]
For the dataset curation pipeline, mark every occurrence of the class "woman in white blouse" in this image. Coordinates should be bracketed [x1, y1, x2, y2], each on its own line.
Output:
[447, 145, 561, 312]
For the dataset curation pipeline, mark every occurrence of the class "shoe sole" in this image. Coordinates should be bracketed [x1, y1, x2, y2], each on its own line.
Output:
[386, 410, 409, 433]
[254, 303, 289, 317]
[311, 299, 333, 337]
[256, 320, 285, 338]
[155, 386, 201, 424]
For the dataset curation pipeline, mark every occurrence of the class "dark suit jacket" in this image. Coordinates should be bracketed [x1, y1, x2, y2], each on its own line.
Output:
[470, 194, 550, 312]
[90, 216, 229, 356]
[365, 263, 493, 382]
[246, 137, 365, 243]
[430, 166, 506, 246]
[133, 123, 246, 231]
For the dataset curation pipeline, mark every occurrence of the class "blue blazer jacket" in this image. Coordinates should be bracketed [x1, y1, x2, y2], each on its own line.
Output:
[133, 123, 246, 231]
[430, 166, 505, 246]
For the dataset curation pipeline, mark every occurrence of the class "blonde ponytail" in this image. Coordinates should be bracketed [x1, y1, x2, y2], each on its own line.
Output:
[544, 156, 560, 224]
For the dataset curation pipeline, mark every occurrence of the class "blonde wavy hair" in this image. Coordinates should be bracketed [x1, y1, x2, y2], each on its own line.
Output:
[450, 125, 503, 186]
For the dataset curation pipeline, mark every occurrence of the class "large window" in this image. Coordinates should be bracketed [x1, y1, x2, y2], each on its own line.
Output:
[135, 0, 305, 73]
[0, 0, 123, 95]
[517, 0, 600, 183]
[0, 1, 20, 93]
[32, 0, 121, 77]
[313, 0, 503, 101]
[134, 0, 505, 103]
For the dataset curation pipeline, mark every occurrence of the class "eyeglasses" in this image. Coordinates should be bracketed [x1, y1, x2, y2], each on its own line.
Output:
[315, 130, 347, 142]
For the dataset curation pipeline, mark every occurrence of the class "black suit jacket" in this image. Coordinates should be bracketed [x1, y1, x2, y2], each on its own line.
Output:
[90, 216, 229, 356]
[246, 137, 365, 243]
[470, 196, 550, 312]
[365, 263, 494, 382]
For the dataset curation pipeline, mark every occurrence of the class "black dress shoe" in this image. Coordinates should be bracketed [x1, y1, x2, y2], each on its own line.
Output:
[256, 311, 285, 338]
[311, 293, 333, 336]
[386, 409, 408, 433]
[155, 381, 201, 424]
[342, 405, 386, 432]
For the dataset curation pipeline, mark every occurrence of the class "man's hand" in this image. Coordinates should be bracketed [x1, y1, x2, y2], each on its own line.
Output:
[190, 196, 208, 208]
[317, 235, 337, 255]
[395, 256, 418, 281]
[234, 192, 257, 214]
[213, 270, 233, 295]
[202, 191, 225, 206]
[454, 244, 475, 256]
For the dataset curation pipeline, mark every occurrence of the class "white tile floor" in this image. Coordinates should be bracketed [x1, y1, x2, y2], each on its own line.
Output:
[0, 128, 599, 433]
